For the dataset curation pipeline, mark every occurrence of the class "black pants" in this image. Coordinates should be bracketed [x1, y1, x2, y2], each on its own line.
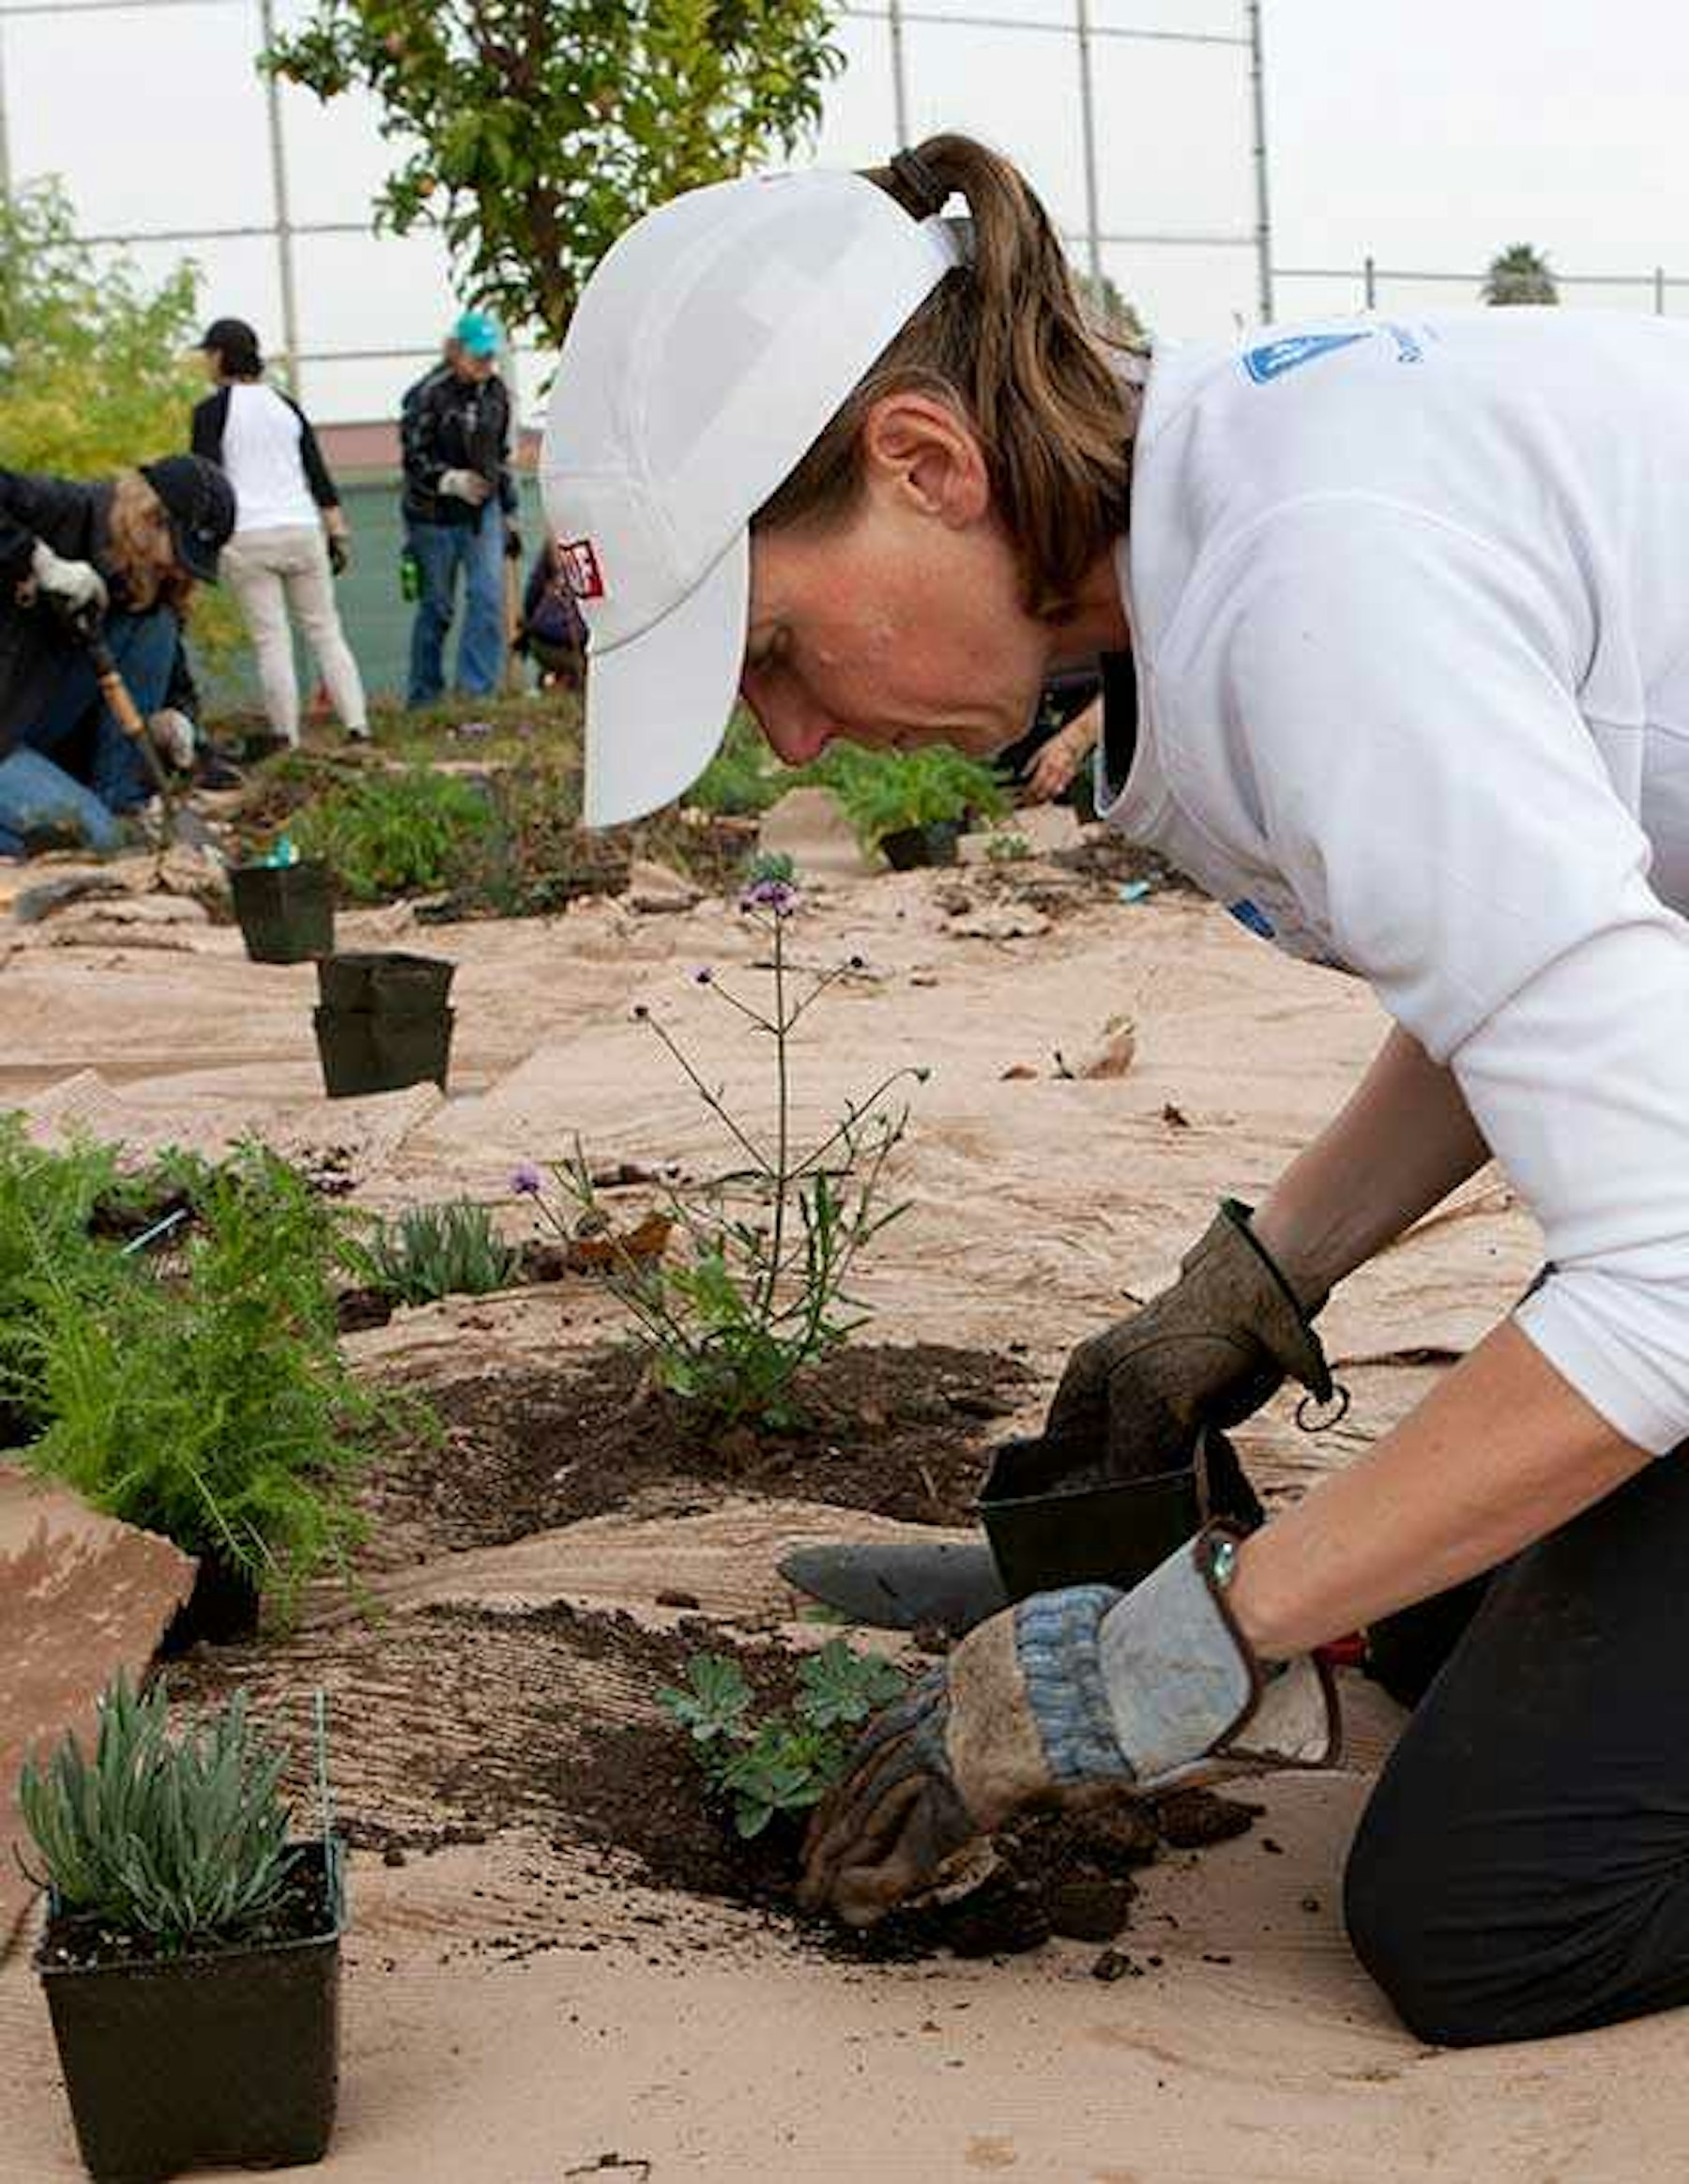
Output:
[1345, 1452, 1689, 2046]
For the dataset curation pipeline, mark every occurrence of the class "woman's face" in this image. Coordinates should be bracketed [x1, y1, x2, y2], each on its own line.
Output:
[741, 394, 1053, 768]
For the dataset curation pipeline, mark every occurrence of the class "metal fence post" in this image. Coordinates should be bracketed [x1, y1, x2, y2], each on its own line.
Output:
[1246, 0, 1273, 322]
[257, 0, 301, 395]
[1363, 253, 1376, 309]
[1655, 265, 1666, 315]
[1074, 0, 1104, 291]
[887, 0, 910, 147]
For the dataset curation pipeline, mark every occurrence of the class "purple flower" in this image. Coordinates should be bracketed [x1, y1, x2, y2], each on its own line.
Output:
[510, 1162, 543, 1197]
[738, 877, 799, 918]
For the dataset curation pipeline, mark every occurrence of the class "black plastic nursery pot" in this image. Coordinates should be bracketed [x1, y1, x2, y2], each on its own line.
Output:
[313, 951, 456, 1098]
[229, 861, 335, 966]
[977, 1429, 1229, 1602]
[155, 1550, 261, 1657]
[879, 820, 963, 871]
[38, 1839, 345, 2184]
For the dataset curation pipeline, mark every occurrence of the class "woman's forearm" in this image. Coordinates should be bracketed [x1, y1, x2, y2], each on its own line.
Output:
[1251, 1023, 1490, 1299]
[1229, 1320, 1651, 1658]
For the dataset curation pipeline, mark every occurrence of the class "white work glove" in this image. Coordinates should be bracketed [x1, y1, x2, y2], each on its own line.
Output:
[800, 1528, 1339, 1928]
[28, 541, 108, 620]
[438, 468, 492, 507]
[146, 708, 196, 771]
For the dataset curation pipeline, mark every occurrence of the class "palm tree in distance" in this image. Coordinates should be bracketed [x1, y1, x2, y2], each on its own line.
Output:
[1482, 244, 1560, 307]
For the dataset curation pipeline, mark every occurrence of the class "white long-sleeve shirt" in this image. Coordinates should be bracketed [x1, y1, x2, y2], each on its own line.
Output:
[1104, 310, 1689, 1454]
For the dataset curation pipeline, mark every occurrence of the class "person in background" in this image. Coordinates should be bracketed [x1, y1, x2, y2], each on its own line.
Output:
[400, 311, 519, 707]
[191, 315, 368, 750]
[0, 455, 233, 857]
[997, 670, 1103, 810]
[514, 535, 588, 693]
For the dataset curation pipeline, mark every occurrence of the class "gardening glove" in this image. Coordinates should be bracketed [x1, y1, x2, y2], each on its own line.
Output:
[327, 532, 350, 577]
[1038, 1199, 1333, 1493]
[799, 1529, 1339, 1929]
[26, 540, 107, 625]
[146, 708, 196, 771]
[438, 467, 492, 507]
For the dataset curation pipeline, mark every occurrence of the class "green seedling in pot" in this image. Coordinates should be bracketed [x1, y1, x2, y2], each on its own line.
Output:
[18, 1673, 297, 1957]
[816, 742, 1010, 853]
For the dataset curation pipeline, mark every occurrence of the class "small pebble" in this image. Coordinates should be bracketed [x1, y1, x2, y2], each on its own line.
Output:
[1300, 1894, 1322, 1915]
[655, 1588, 703, 1610]
[1261, 1838, 1284, 1856]
[1090, 1947, 1143, 1983]
[1201, 1951, 1233, 1965]
[382, 1844, 407, 1869]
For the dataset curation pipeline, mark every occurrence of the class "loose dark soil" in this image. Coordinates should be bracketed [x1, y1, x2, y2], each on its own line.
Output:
[168, 1598, 1256, 1964]
[368, 1340, 1030, 1549]
[38, 1847, 334, 1973]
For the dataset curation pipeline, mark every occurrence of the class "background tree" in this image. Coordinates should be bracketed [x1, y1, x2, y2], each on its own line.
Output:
[0, 178, 201, 476]
[262, 0, 843, 347]
[1074, 269, 1147, 344]
[1482, 243, 1559, 307]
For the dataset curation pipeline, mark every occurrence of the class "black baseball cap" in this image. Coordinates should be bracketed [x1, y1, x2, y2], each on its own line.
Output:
[196, 316, 263, 374]
[140, 455, 237, 584]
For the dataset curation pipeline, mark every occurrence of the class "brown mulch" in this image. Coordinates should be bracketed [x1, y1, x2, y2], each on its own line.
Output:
[367, 1340, 1033, 1550]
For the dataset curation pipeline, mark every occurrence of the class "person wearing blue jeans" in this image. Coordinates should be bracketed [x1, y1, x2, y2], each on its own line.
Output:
[0, 454, 234, 858]
[405, 506, 507, 705]
[0, 605, 174, 856]
[399, 311, 519, 705]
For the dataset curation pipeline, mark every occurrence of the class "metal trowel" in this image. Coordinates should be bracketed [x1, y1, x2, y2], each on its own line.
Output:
[778, 1537, 1008, 1636]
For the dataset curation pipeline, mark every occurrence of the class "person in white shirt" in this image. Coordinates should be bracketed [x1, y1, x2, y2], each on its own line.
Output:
[541, 134, 1689, 2048]
[191, 316, 368, 746]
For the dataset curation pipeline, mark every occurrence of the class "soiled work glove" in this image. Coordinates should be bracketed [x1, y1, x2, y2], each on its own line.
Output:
[438, 467, 492, 507]
[26, 541, 108, 623]
[1040, 1199, 1332, 1492]
[799, 1530, 1339, 1929]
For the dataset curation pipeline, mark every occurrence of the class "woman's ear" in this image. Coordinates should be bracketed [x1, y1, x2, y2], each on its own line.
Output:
[859, 390, 991, 527]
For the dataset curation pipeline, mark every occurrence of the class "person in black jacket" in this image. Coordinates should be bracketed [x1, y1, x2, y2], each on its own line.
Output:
[400, 311, 519, 706]
[191, 314, 368, 747]
[0, 455, 233, 858]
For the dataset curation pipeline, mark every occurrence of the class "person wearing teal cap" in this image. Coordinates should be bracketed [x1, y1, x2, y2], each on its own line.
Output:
[398, 309, 519, 703]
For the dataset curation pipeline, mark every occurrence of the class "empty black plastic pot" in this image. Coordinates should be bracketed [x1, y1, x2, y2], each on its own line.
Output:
[313, 1004, 453, 1098]
[977, 1429, 1236, 1600]
[229, 861, 335, 965]
[39, 1839, 345, 2183]
[879, 820, 963, 871]
[315, 950, 455, 1016]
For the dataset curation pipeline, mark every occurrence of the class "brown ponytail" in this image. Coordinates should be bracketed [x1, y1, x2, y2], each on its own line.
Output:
[753, 134, 1138, 619]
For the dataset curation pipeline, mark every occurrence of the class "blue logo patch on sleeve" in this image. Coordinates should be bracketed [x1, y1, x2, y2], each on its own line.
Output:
[1241, 329, 1374, 385]
[1227, 898, 1277, 939]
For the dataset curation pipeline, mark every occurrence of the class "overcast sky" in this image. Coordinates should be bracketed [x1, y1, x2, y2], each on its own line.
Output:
[4, 0, 1686, 424]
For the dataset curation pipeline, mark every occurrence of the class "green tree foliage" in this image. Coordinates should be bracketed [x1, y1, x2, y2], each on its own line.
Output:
[0, 178, 202, 477]
[1482, 243, 1559, 307]
[1074, 269, 1147, 344]
[262, 0, 844, 345]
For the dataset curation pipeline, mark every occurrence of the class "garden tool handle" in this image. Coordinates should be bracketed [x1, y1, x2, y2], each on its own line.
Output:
[83, 624, 172, 801]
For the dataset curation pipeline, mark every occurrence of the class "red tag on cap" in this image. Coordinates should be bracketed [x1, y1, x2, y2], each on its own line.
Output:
[558, 537, 605, 601]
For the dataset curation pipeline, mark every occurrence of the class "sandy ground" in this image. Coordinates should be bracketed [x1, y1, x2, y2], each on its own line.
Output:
[3, 817, 1680, 2181]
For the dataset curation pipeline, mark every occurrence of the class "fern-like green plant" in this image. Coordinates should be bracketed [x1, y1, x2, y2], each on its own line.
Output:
[340, 1199, 520, 1307]
[18, 1673, 298, 1955]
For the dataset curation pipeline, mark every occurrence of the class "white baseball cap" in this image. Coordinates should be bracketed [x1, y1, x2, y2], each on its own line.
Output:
[541, 169, 967, 828]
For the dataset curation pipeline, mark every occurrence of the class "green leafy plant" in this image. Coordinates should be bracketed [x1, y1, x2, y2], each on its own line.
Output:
[285, 766, 498, 902]
[341, 1198, 519, 1306]
[19, 1144, 380, 1617]
[18, 1673, 298, 1956]
[659, 1641, 906, 1838]
[262, 0, 842, 346]
[1482, 242, 1559, 307]
[983, 832, 1033, 863]
[817, 744, 1011, 854]
[520, 862, 925, 1429]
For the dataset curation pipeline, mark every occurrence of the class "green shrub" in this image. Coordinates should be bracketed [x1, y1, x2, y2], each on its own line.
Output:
[341, 1198, 519, 1307]
[286, 767, 497, 901]
[21, 1145, 376, 1616]
[659, 1641, 907, 1838]
[688, 712, 792, 817]
[815, 744, 1010, 851]
[19, 1673, 297, 1955]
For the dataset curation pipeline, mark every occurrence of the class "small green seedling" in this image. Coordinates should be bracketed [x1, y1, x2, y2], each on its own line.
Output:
[341, 1198, 519, 1307]
[659, 1640, 907, 1839]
